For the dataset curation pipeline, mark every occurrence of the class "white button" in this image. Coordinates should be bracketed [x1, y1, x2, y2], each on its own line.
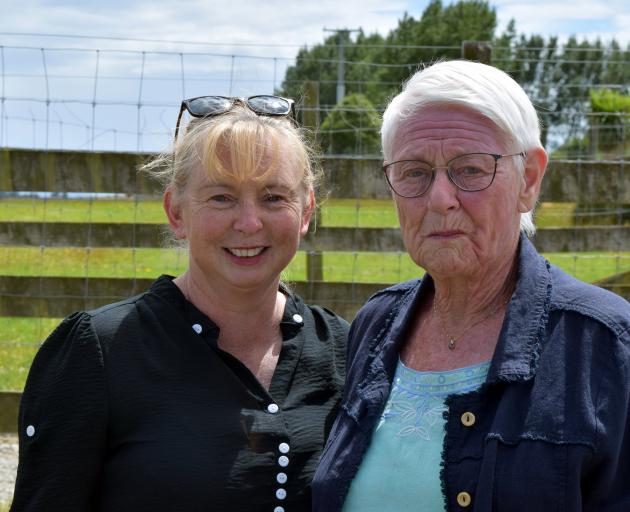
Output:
[292, 313, 303, 323]
[26, 425, 35, 437]
[278, 455, 289, 467]
[278, 442, 290, 454]
[267, 403, 279, 414]
[276, 488, 287, 500]
[274, 507, 285, 512]
[276, 472, 288, 484]
[192, 323, 202, 334]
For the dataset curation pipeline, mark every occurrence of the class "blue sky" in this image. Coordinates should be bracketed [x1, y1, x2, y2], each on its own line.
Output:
[1, 0, 628, 49]
[0, 0, 628, 152]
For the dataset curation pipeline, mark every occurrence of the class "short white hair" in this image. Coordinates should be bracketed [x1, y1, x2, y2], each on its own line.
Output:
[381, 60, 544, 236]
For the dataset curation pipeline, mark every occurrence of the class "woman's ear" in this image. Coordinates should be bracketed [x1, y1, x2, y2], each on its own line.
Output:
[518, 147, 548, 213]
[163, 186, 187, 239]
[300, 189, 316, 236]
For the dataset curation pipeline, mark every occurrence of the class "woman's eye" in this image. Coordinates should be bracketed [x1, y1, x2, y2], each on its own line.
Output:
[402, 168, 430, 179]
[209, 194, 232, 203]
[265, 194, 285, 203]
[459, 166, 484, 176]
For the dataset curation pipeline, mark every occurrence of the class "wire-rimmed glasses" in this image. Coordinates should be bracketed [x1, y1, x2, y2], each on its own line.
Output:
[383, 152, 525, 198]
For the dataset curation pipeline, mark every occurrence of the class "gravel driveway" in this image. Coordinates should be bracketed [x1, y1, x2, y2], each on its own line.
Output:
[0, 435, 17, 506]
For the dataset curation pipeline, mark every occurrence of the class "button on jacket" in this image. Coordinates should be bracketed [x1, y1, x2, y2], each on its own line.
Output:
[312, 237, 630, 511]
[12, 276, 348, 512]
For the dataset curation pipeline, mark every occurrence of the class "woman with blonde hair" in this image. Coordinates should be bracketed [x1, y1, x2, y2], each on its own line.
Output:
[12, 95, 348, 512]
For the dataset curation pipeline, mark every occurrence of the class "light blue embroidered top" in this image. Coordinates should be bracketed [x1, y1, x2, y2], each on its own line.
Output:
[342, 359, 491, 512]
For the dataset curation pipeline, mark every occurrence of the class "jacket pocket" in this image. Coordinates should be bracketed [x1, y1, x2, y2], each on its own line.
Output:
[485, 436, 570, 512]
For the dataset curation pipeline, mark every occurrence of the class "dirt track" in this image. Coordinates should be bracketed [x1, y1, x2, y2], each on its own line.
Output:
[0, 435, 17, 506]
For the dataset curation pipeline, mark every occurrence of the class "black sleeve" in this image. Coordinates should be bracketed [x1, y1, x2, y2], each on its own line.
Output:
[11, 312, 108, 511]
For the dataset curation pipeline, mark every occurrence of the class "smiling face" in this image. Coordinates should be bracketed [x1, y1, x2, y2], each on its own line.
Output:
[164, 144, 314, 295]
[390, 104, 535, 282]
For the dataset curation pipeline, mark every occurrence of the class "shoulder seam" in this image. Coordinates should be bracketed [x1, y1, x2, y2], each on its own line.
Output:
[551, 300, 630, 339]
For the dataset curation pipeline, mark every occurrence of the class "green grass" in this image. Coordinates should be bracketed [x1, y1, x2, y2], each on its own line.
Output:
[2, 246, 628, 284]
[2, 248, 629, 392]
[0, 246, 189, 278]
[323, 251, 424, 283]
[0, 197, 166, 224]
[1, 196, 627, 392]
[1, 250, 629, 392]
[535, 202, 577, 228]
[318, 198, 400, 227]
[1, 342, 40, 391]
[1, 197, 590, 228]
[0, 247, 308, 280]
[0, 317, 61, 391]
[542, 252, 630, 283]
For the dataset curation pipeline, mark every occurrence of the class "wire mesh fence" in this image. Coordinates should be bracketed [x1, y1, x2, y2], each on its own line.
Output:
[0, 41, 628, 156]
[1, 39, 629, 391]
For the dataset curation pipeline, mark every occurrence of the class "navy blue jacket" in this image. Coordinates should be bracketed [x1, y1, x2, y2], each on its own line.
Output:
[313, 237, 630, 511]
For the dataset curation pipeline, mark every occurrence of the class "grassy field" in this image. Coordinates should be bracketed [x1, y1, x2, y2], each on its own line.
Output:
[1, 197, 628, 391]
[1, 246, 629, 284]
[0, 317, 61, 391]
[1, 197, 583, 228]
[1, 248, 629, 392]
[0, 342, 40, 392]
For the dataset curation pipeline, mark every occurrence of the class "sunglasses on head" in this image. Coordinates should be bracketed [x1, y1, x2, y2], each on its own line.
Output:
[174, 94, 296, 140]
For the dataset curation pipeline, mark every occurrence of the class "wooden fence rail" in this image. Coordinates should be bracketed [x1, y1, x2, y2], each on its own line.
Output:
[0, 276, 387, 320]
[1, 222, 629, 253]
[2, 148, 629, 203]
[1, 148, 629, 320]
[0, 273, 627, 320]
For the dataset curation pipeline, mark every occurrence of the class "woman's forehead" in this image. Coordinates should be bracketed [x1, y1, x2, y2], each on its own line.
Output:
[393, 110, 509, 161]
[196, 161, 303, 188]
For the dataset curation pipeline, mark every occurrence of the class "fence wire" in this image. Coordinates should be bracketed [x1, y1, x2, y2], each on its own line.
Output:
[0, 40, 629, 380]
[0, 42, 628, 156]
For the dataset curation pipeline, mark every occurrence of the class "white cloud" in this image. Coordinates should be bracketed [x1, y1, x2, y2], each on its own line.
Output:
[4, 0, 628, 53]
[492, 0, 629, 43]
[2, 0, 628, 152]
[0, 0, 407, 54]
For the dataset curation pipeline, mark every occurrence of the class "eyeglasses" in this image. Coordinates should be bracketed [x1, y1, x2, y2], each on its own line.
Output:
[383, 152, 525, 198]
[174, 95, 295, 140]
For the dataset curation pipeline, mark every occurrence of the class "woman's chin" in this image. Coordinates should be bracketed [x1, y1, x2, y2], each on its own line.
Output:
[418, 251, 473, 280]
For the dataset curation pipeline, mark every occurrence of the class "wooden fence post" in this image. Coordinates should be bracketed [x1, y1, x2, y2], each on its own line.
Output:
[302, 80, 320, 130]
[306, 251, 324, 283]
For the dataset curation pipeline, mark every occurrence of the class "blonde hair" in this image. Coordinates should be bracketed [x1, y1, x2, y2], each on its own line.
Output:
[142, 106, 319, 201]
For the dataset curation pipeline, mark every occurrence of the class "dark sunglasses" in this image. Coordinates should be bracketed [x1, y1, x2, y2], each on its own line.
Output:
[174, 95, 295, 140]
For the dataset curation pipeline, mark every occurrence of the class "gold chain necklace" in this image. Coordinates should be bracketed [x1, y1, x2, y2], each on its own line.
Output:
[433, 298, 508, 350]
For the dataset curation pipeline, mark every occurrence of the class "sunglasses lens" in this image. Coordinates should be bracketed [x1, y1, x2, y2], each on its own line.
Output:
[248, 95, 291, 115]
[186, 96, 232, 117]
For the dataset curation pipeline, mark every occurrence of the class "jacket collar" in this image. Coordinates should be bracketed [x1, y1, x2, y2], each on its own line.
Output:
[370, 234, 552, 386]
[486, 235, 552, 383]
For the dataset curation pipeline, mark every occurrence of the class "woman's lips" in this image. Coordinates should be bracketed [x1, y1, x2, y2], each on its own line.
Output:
[225, 247, 266, 257]
[428, 230, 465, 238]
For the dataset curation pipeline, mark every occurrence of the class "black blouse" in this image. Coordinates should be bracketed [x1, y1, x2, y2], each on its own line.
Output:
[11, 276, 348, 512]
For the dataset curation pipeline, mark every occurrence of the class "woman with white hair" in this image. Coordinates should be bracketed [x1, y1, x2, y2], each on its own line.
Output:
[12, 95, 348, 511]
[312, 61, 630, 511]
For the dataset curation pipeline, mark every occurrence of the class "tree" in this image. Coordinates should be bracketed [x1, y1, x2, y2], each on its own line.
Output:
[318, 93, 381, 155]
[280, 1, 630, 154]
[589, 88, 630, 152]
[279, 0, 497, 110]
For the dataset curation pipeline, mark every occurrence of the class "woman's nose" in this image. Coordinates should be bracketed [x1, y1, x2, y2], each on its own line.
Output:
[426, 168, 460, 213]
[233, 201, 264, 233]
